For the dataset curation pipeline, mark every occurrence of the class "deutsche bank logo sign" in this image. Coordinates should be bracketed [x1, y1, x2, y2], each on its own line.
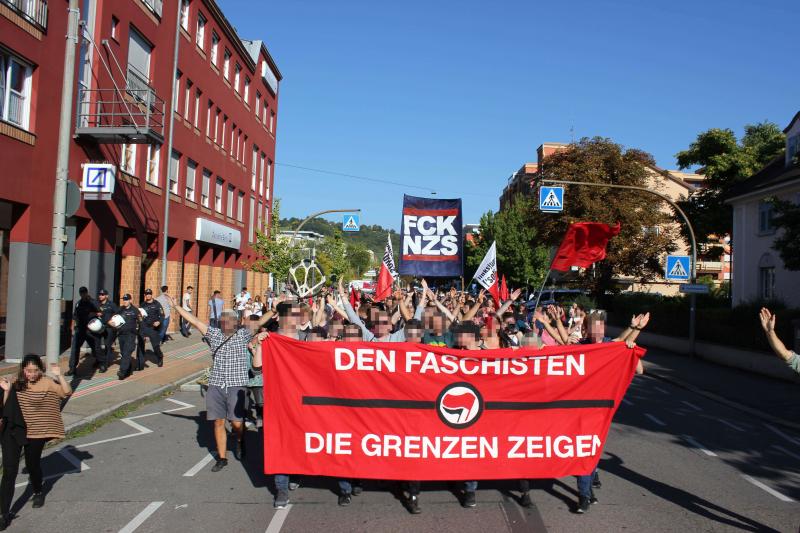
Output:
[539, 186, 564, 212]
[665, 255, 691, 281]
[81, 163, 116, 199]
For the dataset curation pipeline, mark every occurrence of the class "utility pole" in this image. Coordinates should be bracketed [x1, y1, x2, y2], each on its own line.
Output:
[542, 179, 699, 355]
[45, 0, 81, 366]
[160, 0, 183, 287]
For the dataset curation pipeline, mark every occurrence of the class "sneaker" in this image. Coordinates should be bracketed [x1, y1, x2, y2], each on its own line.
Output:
[32, 492, 45, 508]
[234, 439, 246, 460]
[407, 495, 421, 514]
[520, 491, 533, 508]
[274, 489, 289, 509]
[99, 365, 108, 373]
[576, 497, 591, 514]
[592, 472, 602, 489]
[462, 491, 476, 508]
[288, 481, 300, 491]
[211, 458, 228, 472]
[352, 484, 363, 496]
[590, 489, 598, 504]
[338, 493, 352, 507]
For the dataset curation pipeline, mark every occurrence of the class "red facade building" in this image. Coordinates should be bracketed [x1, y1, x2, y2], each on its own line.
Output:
[0, 0, 281, 358]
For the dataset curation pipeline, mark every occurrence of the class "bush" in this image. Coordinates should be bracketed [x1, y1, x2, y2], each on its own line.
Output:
[605, 293, 799, 353]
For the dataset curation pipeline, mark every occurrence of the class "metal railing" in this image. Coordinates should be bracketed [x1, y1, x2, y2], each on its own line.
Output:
[1, 0, 48, 31]
[125, 66, 156, 108]
[76, 87, 165, 138]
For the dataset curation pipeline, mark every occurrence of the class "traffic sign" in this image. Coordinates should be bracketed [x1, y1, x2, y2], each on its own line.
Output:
[539, 186, 564, 212]
[665, 255, 690, 281]
[679, 283, 710, 294]
[343, 214, 360, 232]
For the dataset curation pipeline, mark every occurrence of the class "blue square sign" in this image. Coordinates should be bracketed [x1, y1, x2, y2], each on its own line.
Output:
[342, 214, 360, 232]
[539, 186, 564, 212]
[665, 255, 691, 281]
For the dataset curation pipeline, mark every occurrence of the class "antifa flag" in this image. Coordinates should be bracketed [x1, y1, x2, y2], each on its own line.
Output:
[263, 335, 645, 480]
[550, 222, 621, 272]
[398, 195, 463, 277]
[374, 234, 397, 302]
[473, 241, 500, 303]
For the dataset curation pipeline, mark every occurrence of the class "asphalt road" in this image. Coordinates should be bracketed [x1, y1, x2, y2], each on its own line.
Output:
[4, 376, 799, 533]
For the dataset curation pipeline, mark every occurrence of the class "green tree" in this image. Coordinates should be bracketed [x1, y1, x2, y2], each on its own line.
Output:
[771, 198, 800, 270]
[465, 197, 550, 289]
[249, 199, 301, 283]
[315, 230, 349, 281]
[528, 137, 679, 297]
[675, 122, 785, 243]
[346, 243, 373, 277]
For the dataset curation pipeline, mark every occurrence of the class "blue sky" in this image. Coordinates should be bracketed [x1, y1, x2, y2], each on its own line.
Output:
[221, 0, 799, 229]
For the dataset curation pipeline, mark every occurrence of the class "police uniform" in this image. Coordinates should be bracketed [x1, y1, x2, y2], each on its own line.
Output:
[116, 301, 140, 379]
[137, 298, 165, 369]
[97, 298, 119, 368]
[69, 295, 100, 373]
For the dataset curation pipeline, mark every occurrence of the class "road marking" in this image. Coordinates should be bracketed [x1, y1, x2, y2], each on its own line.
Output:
[741, 475, 794, 502]
[183, 453, 215, 477]
[771, 445, 800, 462]
[682, 435, 717, 456]
[764, 424, 800, 446]
[644, 413, 667, 427]
[621, 398, 634, 407]
[265, 503, 293, 533]
[59, 447, 90, 472]
[681, 400, 701, 412]
[119, 501, 164, 533]
[717, 419, 745, 432]
[653, 386, 669, 395]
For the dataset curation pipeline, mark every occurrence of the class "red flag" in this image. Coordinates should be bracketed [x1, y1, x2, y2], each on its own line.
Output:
[500, 275, 509, 301]
[374, 235, 397, 302]
[350, 286, 358, 308]
[551, 222, 621, 272]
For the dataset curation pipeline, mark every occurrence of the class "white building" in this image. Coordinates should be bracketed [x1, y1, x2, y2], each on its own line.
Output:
[727, 111, 800, 307]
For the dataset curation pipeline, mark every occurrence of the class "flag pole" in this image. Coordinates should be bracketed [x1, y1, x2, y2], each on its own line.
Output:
[533, 269, 552, 310]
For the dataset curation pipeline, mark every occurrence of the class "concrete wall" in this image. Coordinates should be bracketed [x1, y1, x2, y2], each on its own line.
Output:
[73, 250, 116, 300]
[5, 242, 49, 360]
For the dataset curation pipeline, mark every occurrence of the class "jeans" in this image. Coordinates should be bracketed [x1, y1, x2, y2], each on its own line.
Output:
[69, 327, 97, 371]
[576, 468, 598, 498]
[275, 474, 290, 491]
[464, 481, 478, 493]
[339, 479, 352, 495]
[0, 434, 47, 516]
[159, 316, 170, 341]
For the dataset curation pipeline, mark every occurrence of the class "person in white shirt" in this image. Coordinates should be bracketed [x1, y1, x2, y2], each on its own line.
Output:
[180, 286, 194, 336]
[235, 287, 251, 324]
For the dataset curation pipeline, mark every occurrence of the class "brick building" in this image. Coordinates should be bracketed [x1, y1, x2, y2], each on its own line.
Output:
[0, 0, 281, 359]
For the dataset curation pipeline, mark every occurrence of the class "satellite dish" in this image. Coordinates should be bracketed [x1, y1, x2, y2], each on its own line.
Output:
[65, 180, 81, 217]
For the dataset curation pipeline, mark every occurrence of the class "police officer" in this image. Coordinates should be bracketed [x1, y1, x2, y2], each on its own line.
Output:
[137, 288, 165, 370]
[116, 293, 141, 380]
[67, 286, 100, 377]
[96, 289, 119, 373]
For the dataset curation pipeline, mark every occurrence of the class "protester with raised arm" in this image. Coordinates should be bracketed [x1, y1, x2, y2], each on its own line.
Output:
[759, 307, 799, 373]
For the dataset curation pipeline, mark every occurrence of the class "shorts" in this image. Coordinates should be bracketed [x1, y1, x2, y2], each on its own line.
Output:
[206, 385, 247, 421]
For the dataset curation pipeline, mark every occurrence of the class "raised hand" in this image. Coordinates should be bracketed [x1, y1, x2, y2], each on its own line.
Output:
[638, 312, 650, 329]
[759, 308, 775, 333]
[510, 288, 522, 301]
[0, 377, 9, 391]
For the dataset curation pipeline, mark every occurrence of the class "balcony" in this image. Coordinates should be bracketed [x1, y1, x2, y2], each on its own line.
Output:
[1, 0, 47, 32]
[75, 68, 164, 144]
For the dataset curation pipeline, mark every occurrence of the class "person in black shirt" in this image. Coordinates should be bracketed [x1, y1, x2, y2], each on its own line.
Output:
[66, 287, 99, 377]
[116, 294, 141, 380]
[136, 289, 165, 370]
[95, 289, 118, 373]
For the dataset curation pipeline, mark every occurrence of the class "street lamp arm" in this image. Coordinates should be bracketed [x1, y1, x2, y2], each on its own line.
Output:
[291, 209, 362, 244]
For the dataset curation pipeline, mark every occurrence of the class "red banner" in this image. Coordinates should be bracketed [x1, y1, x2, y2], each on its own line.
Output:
[263, 336, 644, 481]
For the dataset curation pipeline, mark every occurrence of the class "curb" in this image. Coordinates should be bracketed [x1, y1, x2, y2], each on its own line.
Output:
[63, 369, 207, 435]
[644, 364, 800, 433]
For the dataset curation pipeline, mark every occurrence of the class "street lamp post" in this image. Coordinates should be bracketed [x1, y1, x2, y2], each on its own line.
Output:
[542, 179, 699, 356]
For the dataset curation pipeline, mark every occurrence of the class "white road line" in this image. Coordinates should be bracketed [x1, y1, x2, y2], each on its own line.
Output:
[59, 447, 90, 472]
[644, 413, 667, 427]
[265, 504, 293, 533]
[771, 445, 800, 462]
[653, 386, 669, 395]
[79, 417, 153, 448]
[764, 424, 800, 446]
[164, 398, 194, 409]
[119, 501, 164, 533]
[741, 475, 794, 502]
[682, 435, 717, 456]
[717, 419, 745, 432]
[621, 398, 634, 407]
[681, 400, 702, 412]
[183, 453, 215, 477]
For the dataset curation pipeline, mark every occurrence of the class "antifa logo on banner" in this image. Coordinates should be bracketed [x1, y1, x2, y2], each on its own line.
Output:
[398, 195, 463, 278]
[436, 382, 483, 429]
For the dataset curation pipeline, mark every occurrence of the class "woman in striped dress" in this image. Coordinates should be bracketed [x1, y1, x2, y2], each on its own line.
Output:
[0, 354, 71, 530]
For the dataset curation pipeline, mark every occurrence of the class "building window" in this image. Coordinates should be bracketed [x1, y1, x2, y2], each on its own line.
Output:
[237, 192, 244, 222]
[127, 28, 152, 88]
[760, 267, 775, 300]
[111, 16, 119, 40]
[248, 196, 255, 242]
[255, 92, 261, 117]
[244, 77, 250, 102]
[121, 143, 137, 175]
[215, 178, 223, 212]
[758, 201, 774, 234]
[193, 89, 201, 128]
[169, 150, 180, 195]
[229, 124, 235, 156]
[180, 0, 190, 31]
[221, 115, 227, 148]
[257, 201, 263, 233]
[186, 159, 197, 202]
[266, 159, 272, 199]
[227, 185, 235, 218]
[210, 32, 219, 65]
[201, 169, 210, 207]
[214, 108, 220, 142]
[145, 144, 160, 184]
[788, 135, 800, 165]
[223, 50, 231, 80]
[196, 12, 206, 49]
[184, 79, 192, 119]
[173, 70, 181, 110]
[269, 110, 275, 132]
[251, 146, 258, 190]
[259, 153, 265, 195]
[234, 64, 241, 93]
[206, 99, 212, 137]
[0, 52, 33, 129]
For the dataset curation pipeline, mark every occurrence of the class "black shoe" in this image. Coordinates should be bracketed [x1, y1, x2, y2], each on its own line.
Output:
[157, 358, 163, 368]
[274, 489, 289, 509]
[65, 369, 75, 377]
[338, 493, 352, 506]
[590, 489, 598, 504]
[234, 439, 246, 460]
[462, 491, 476, 508]
[99, 365, 108, 373]
[576, 497, 591, 514]
[117, 372, 126, 381]
[407, 495, 421, 514]
[592, 473, 602, 489]
[166, 335, 174, 341]
[520, 491, 533, 508]
[0, 514, 9, 531]
[352, 484, 363, 496]
[211, 458, 228, 472]
[32, 492, 45, 508]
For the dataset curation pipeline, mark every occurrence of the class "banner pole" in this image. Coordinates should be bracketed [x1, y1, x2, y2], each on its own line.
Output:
[533, 269, 552, 310]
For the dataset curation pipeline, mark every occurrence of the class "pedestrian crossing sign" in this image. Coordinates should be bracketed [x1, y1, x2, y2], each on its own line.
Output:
[539, 186, 564, 212]
[665, 255, 691, 281]
[343, 214, 360, 232]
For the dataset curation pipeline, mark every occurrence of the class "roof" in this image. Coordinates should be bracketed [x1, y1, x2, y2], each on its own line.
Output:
[725, 153, 800, 202]
[784, 110, 800, 133]
[240, 38, 283, 81]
